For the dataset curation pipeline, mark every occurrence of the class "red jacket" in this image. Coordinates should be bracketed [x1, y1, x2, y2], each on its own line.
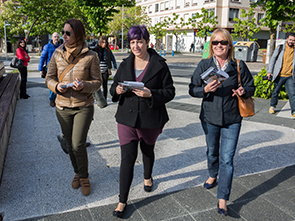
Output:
[16, 47, 30, 66]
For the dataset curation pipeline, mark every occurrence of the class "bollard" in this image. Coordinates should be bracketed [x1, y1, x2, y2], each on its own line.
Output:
[172, 50, 174, 57]
[163, 50, 166, 56]
[159, 50, 162, 56]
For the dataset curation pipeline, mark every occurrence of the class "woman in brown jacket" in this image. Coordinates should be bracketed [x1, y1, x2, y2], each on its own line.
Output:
[46, 18, 101, 196]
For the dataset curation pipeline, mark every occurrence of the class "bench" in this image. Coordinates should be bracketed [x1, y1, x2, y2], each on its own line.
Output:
[0, 61, 20, 182]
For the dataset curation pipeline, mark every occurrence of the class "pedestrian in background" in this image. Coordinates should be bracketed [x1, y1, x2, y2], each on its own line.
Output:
[268, 32, 295, 117]
[110, 25, 175, 218]
[93, 36, 117, 107]
[190, 42, 194, 52]
[189, 28, 255, 216]
[38, 32, 61, 107]
[45, 18, 101, 196]
[16, 39, 31, 99]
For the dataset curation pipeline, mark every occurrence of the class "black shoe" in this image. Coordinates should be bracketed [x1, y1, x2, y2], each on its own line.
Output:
[57, 134, 68, 154]
[113, 203, 127, 218]
[86, 142, 91, 147]
[217, 202, 228, 216]
[144, 177, 153, 192]
[20, 94, 30, 99]
[203, 178, 217, 189]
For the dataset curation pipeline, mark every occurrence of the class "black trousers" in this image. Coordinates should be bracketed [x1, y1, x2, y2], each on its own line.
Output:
[119, 140, 155, 203]
[18, 66, 27, 97]
[102, 71, 109, 99]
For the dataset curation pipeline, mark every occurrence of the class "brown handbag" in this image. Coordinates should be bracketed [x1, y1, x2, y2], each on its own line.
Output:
[236, 60, 255, 117]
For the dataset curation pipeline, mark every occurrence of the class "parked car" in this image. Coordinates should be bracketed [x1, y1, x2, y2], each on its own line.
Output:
[109, 44, 119, 50]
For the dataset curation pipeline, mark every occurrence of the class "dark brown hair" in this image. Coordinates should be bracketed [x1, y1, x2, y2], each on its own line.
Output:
[17, 39, 28, 53]
[98, 36, 110, 51]
[65, 18, 86, 45]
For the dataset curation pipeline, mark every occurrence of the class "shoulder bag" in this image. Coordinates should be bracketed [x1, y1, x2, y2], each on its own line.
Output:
[236, 60, 255, 117]
[58, 55, 84, 83]
[10, 57, 23, 69]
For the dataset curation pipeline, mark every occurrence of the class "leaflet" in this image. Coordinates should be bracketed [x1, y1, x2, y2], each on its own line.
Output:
[119, 81, 144, 91]
[200, 67, 229, 84]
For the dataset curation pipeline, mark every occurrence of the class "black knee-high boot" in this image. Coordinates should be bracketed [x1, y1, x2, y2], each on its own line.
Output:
[140, 140, 155, 179]
[119, 140, 138, 203]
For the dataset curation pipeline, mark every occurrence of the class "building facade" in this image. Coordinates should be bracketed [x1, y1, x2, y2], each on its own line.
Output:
[136, 0, 269, 52]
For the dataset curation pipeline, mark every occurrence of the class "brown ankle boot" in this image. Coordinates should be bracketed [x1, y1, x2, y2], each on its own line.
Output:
[72, 173, 80, 189]
[80, 177, 91, 195]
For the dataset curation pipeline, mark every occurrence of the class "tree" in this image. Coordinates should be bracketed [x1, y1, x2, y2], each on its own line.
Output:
[189, 8, 218, 43]
[0, 0, 85, 51]
[251, 0, 295, 57]
[283, 22, 295, 33]
[232, 8, 261, 41]
[149, 21, 169, 50]
[107, 6, 151, 47]
[78, 0, 135, 36]
[165, 13, 187, 52]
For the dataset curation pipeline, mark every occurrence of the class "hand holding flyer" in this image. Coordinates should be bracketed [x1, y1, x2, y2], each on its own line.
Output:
[200, 67, 229, 84]
[119, 81, 144, 91]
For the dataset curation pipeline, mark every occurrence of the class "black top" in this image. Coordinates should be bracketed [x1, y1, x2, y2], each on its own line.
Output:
[110, 48, 175, 128]
[189, 58, 255, 126]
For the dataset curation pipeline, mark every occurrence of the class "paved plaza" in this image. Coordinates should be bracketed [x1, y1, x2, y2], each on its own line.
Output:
[0, 52, 295, 220]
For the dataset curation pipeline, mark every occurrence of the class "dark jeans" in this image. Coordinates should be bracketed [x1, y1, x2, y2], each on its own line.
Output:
[56, 106, 94, 178]
[270, 76, 295, 114]
[119, 140, 155, 203]
[201, 121, 241, 200]
[18, 66, 27, 97]
[102, 71, 109, 99]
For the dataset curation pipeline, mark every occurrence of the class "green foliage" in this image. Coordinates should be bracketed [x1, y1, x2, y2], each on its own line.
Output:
[79, 0, 134, 36]
[254, 67, 288, 100]
[165, 13, 187, 51]
[283, 23, 295, 33]
[188, 8, 218, 42]
[149, 21, 169, 49]
[232, 8, 261, 41]
[107, 5, 151, 43]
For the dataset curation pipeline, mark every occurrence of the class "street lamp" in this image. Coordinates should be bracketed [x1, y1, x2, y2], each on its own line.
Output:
[121, 4, 124, 53]
[4, 21, 10, 60]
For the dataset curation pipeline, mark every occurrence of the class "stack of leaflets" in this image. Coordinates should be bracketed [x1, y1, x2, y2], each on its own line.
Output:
[119, 81, 144, 91]
[200, 67, 229, 84]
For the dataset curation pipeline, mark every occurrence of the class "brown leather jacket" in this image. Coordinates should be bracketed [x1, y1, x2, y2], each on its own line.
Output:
[46, 43, 102, 109]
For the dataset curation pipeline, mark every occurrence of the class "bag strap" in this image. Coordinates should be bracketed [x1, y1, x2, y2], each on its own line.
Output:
[236, 59, 242, 87]
[58, 55, 83, 83]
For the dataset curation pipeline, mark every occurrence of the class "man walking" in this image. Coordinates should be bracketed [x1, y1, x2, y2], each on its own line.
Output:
[267, 32, 295, 117]
[38, 32, 61, 107]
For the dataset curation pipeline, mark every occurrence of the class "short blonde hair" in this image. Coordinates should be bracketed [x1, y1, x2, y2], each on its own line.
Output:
[208, 28, 234, 60]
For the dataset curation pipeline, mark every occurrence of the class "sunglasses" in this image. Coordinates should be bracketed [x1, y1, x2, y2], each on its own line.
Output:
[212, 40, 229, 46]
[61, 30, 71, 37]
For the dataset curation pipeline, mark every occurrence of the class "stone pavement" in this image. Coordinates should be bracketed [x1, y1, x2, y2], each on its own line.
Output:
[0, 52, 295, 221]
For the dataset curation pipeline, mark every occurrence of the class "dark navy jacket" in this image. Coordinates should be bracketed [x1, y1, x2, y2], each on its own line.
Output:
[189, 58, 255, 126]
[110, 48, 175, 128]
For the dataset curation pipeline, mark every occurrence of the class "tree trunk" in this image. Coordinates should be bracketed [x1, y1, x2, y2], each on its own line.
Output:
[25, 18, 38, 42]
[269, 31, 276, 59]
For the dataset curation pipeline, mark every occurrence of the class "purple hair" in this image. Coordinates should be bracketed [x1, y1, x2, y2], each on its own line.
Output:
[127, 25, 150, 43]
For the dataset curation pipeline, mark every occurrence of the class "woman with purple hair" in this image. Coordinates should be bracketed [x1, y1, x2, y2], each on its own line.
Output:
[110, 25, 175, 218]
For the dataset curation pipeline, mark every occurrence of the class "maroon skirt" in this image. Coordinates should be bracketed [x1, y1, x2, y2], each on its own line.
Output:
[117, 123, 163, 146]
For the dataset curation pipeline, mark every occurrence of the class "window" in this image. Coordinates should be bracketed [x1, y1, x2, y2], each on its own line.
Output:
[160, 2, 165, 11]
[185, 0, 190, 7]
[176, 0, 181, 8]
[258, 13, 264, 24]
[155, 3, 159, 12]
[192, 0, 198, 5]
[165, 1, 169, 10]
[229, 8, 239, 22]
[191, 13, 197, 22]
[184, 13, 189, 23]
[169, 0, 174, 9]
[207, 8, 215, 17]
[148, 5, 152, 13]
[204, 0, 214, 2]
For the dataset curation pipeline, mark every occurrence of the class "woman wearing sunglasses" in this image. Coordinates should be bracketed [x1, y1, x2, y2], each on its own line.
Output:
[189, 28, 255, 216]
[46, 18, 102, 196]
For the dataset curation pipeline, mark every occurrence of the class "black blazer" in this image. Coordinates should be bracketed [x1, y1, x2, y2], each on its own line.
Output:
[110, 48, 175, 128]
[189, 58, 255, 126]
